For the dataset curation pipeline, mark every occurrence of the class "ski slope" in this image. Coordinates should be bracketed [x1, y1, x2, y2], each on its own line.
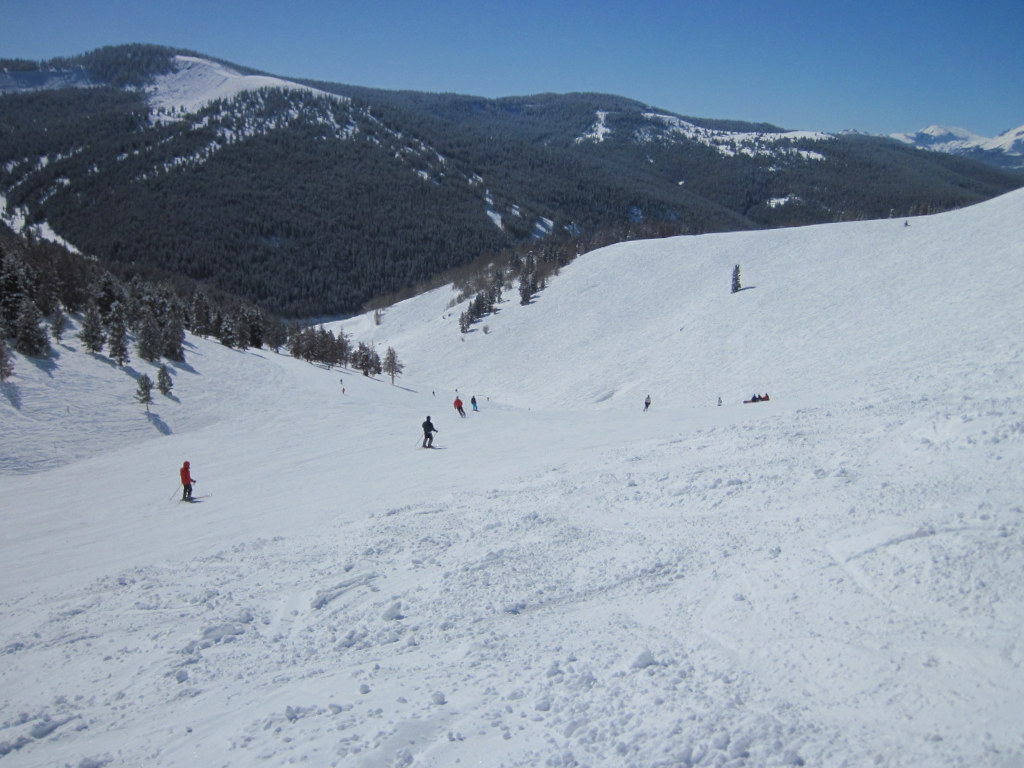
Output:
[1, 189, 1023, 767]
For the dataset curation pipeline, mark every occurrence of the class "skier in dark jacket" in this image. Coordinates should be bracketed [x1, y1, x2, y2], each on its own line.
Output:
[422, 416, 438, 448]
[179, 460, 196, 500]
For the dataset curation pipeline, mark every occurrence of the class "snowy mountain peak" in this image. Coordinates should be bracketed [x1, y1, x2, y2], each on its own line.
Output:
[891, 124, 985, 149]
[891, 123, 1024, 167]
[985, 124, 1024, 154]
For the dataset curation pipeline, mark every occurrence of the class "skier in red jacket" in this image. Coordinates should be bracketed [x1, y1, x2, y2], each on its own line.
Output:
[179, 461, 196, 501]
[454, 397, 466, 417]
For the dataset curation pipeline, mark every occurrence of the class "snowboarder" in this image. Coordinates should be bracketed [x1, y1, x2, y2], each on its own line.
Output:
[179, 460, 196, 501]
[454, 397, 466, 417]
[422, 416, 438, 448]
[643, 395, 651, 412]
[471, 395, 478, 411]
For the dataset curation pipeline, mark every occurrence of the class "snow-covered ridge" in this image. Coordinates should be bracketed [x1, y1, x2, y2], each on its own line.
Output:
[643, 112, 832, 159]
[147, 55, 346, 116]
[146, 57, 533, 234]
[575, 109, 833, 159]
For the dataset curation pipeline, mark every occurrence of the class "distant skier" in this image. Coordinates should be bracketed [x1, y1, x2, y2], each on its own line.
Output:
[179, 460, 196, 501]
[422, 416, 438, 448]
[454, 396, 466, 417]
[643, 395, 651, 412]
[471, 395, 478, 411]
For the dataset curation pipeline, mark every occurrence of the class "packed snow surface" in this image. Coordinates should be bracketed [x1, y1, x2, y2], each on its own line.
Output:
[2, 190, 1024, 767]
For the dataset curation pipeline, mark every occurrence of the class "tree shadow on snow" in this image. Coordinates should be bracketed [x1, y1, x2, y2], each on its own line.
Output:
[170, 359, 199, 376]
[146, 411, 172, 435]
[1, 381, 22, 410]
[26, 350, 60, 378]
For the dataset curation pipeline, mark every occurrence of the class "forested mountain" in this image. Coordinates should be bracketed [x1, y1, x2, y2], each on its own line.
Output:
[2, 44, 1021, 318]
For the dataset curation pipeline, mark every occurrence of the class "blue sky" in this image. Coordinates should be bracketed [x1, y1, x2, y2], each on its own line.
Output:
[2, 0, 1021, 136]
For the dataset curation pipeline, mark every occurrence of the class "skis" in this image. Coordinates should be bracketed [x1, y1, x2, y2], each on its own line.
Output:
[176, 493, 212, 503]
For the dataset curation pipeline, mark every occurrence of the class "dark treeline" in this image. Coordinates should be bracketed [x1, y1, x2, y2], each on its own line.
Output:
[1, 221, 388, 386]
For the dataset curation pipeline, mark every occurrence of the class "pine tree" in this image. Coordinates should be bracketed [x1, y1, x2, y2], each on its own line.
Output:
[135, 374, 154, 410]
[162, 302, 186, 361]
[92, 272, 125, 325]
[190, 291, 212, 336]
[334, 326, 350, 366]
[352, 341, 369, 375]
[262, 316, 285, 352]
[0, 254, 30, 338]
[238, 312, 252, 350]
[14, 297, 50, 357]
[0, 338, 13, 381]
[732, 264, 742, 294]
[157, 364, 173, 395]
[107, 303, 130, 366]
[50, 306, 66, 342]
[136, 309, 163, 361]
[244, 306, 264, 349]
[315, 327, 337, 366]
[489, 268, 504, 306]
[354, 341, 381, 376]
[78, 302, 106, 353]
[383, 346, 403, 384]
[519, 272, 537, 305]
[218, 313, 238, 349]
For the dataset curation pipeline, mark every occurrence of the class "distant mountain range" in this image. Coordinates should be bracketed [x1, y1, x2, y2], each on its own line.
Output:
[888, 125, 1024, 170]
[1, 44, 1021, 318]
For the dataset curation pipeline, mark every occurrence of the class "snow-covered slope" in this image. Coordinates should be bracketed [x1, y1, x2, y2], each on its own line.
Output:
[355, 189, 1024, 413]
[2, 191, 1023, 767]
[146, 55, 339, 115]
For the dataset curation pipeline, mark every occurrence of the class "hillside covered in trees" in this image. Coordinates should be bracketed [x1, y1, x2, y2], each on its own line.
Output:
[1, 45, 1021, 319]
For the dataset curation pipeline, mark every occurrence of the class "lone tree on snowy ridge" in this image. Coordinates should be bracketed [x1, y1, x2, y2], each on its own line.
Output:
[732, 264, 742, 294]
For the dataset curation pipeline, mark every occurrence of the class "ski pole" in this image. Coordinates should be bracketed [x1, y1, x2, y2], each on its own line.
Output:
[170, 484, 181, 501]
